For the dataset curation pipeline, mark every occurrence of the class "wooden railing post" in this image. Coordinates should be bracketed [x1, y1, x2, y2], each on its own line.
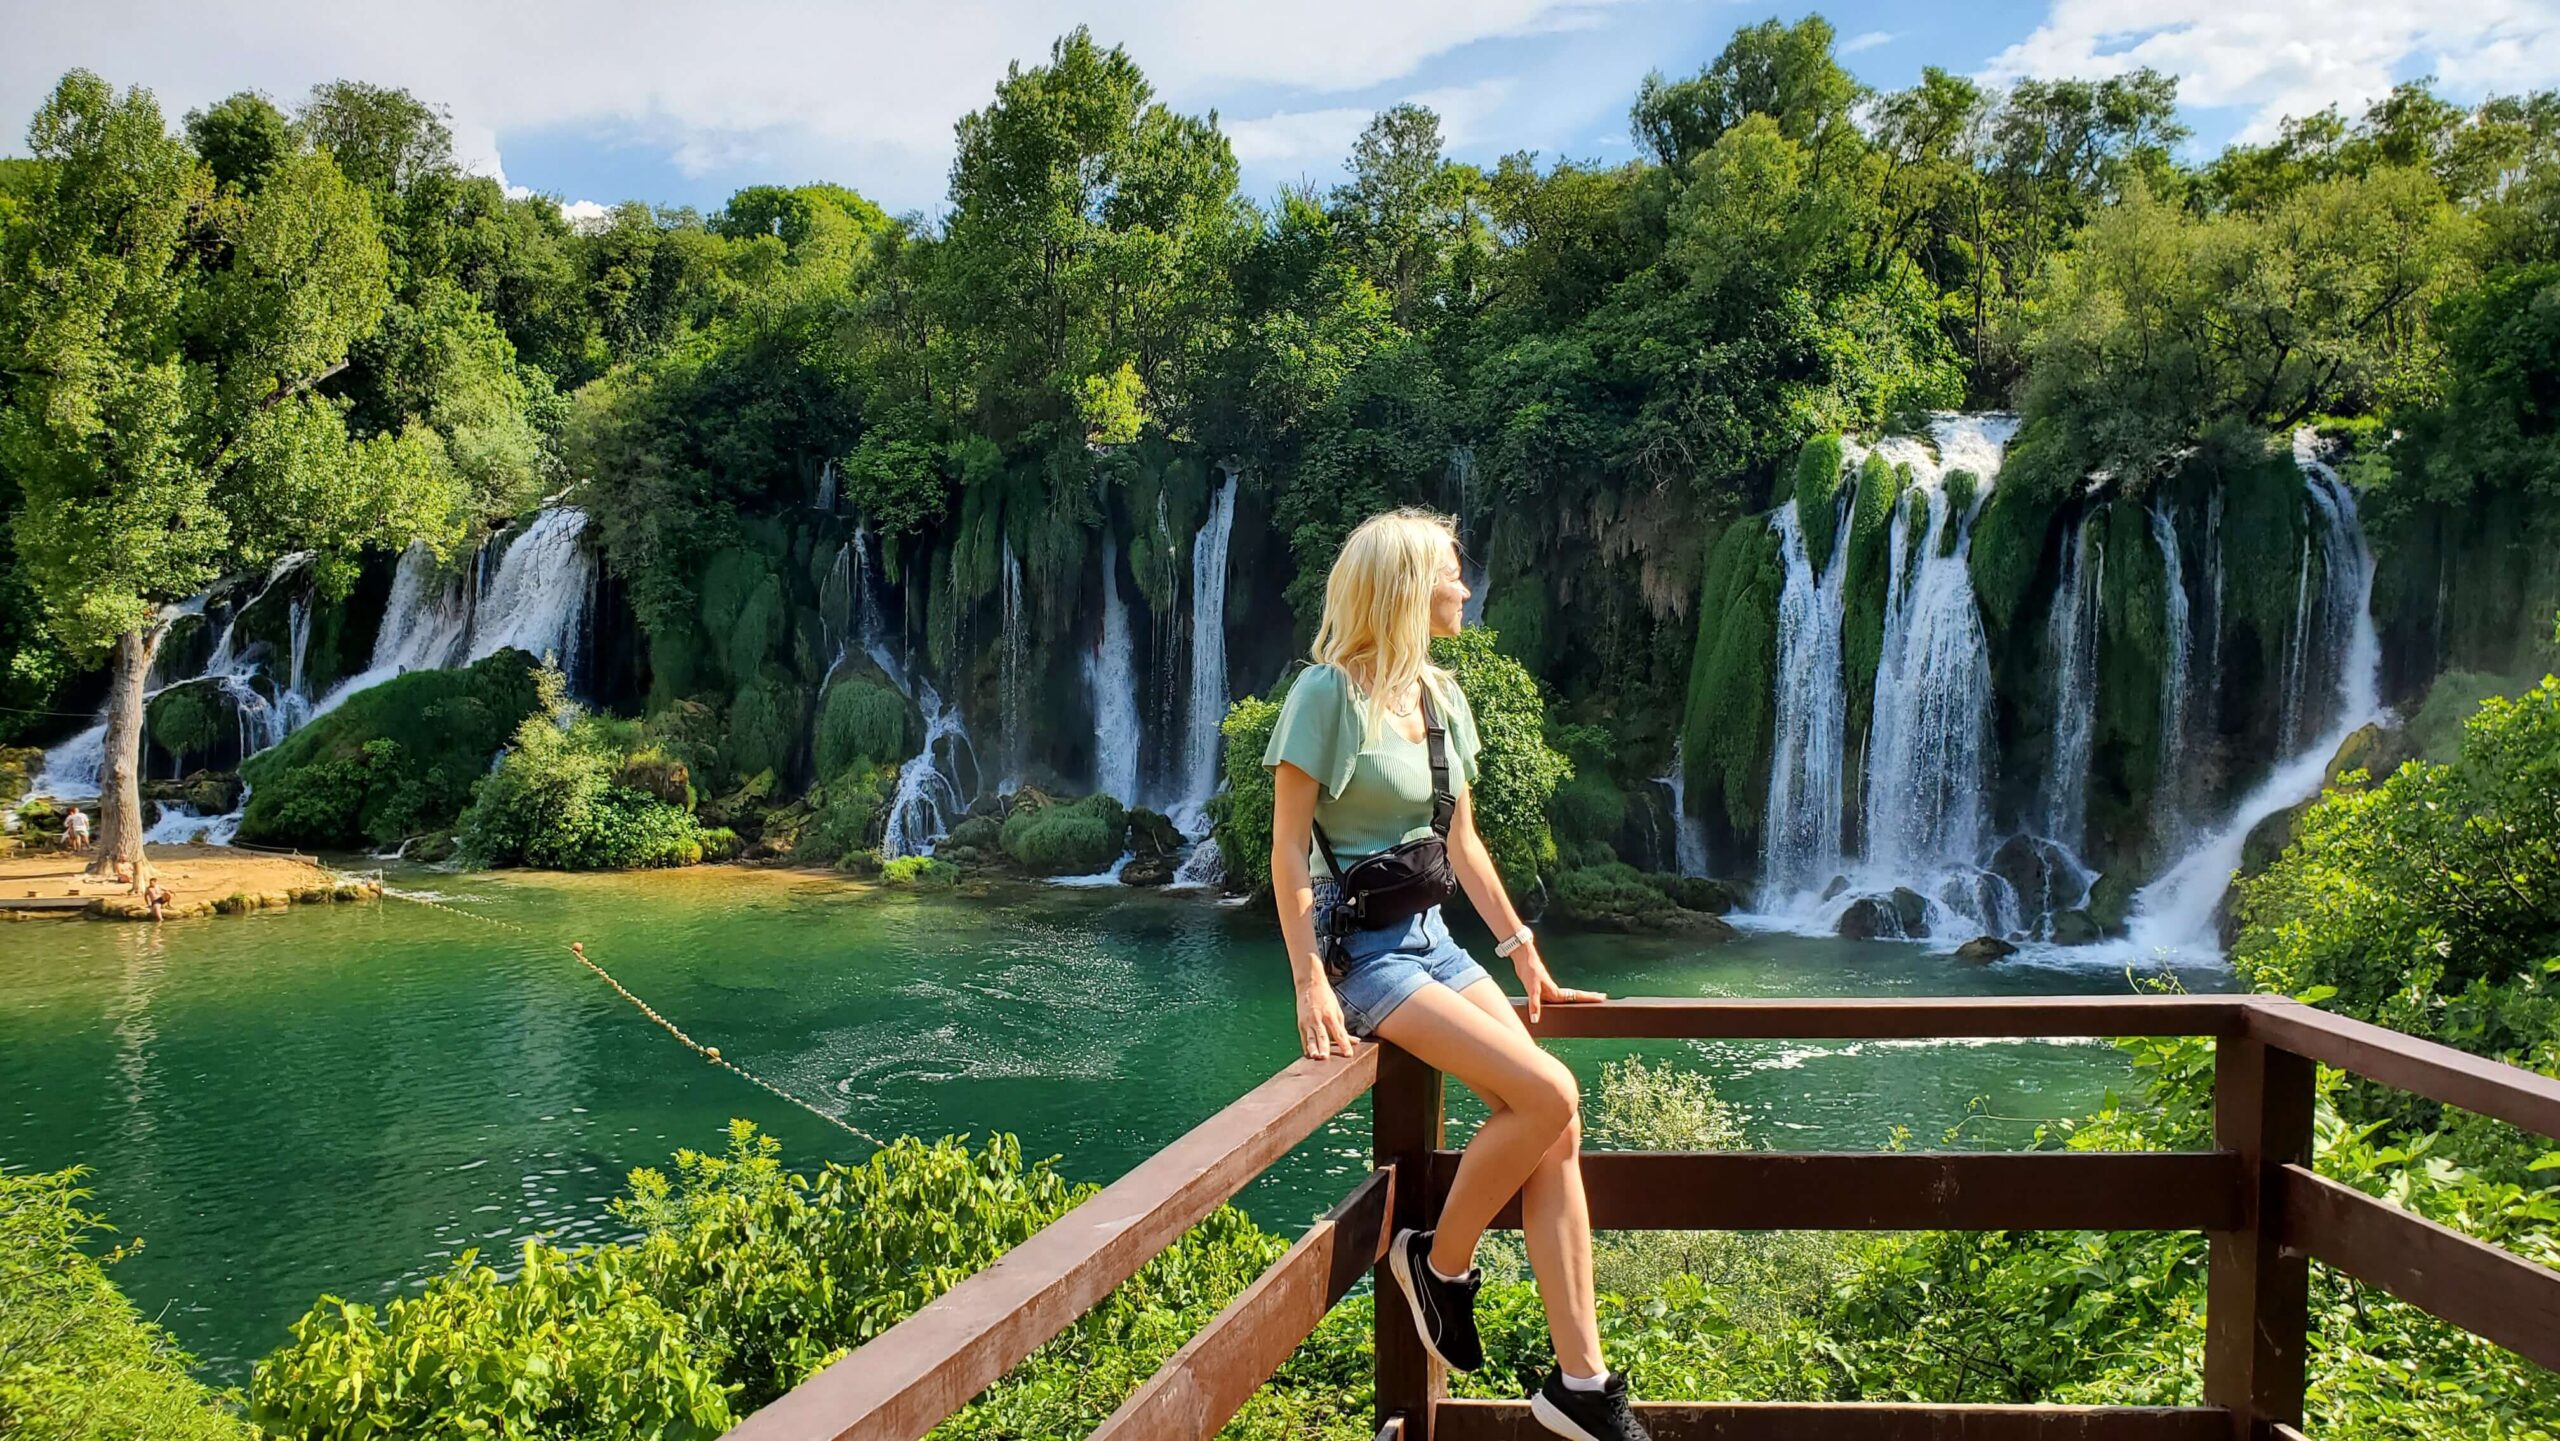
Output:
[2205, 1034, 2315, 1440]
[1374, 1041, 1445, 1441]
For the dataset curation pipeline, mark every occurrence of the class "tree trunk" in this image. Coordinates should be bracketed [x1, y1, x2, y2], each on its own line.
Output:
[88, 625, 162, 890]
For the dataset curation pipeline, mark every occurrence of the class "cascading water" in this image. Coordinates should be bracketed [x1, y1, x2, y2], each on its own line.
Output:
[1170, 466, 1238, 836]
[1084, 533, 1142, 805]
[2150, 504, 2194, 849]
[998, 540, 1028, 793]
[2275, 537, 2314, 753]
[1859, 417, 2014, 900]
[1659, 742, 1710, 878]
[881, 679, 978, 860]
[2125, 431, 2381, 954]
[1757, 498, 1850, 905]
[2040, 520, 2103, 851]
[466, 508, 594, 674]
[813, 458, 837, 513]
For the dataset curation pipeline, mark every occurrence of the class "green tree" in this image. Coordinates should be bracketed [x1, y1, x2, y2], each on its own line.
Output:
[183, 90, 292, 194]
[0, 71, 465, 877]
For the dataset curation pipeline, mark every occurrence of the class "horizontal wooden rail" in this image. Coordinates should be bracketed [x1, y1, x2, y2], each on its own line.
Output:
[1091, 1169, 1394, 1439]
[724, 1049, 1378, 1441]
[1434, 1400, 2234, 1439]
[1431, 1150, 2246, 1232]
[2281, 1164, 2560, 1373]
[2244, 998, 2560, 1141]
[1517, 995, 2253, 1040]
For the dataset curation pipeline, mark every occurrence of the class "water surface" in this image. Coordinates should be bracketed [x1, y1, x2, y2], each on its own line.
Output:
[0, 866, 2225, 1380]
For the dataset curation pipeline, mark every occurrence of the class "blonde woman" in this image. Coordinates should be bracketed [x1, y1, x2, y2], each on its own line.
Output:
[1262, 509, 1650, 1441]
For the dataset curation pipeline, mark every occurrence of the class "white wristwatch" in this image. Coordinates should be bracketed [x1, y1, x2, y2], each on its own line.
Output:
[1493, 924, 1534, 958]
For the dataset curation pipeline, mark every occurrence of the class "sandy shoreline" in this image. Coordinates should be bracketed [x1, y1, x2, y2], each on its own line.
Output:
[0, 844, 377, 920]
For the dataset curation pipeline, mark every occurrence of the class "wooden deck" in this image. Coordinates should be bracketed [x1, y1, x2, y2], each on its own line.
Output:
[722, 993, 2560, 1441]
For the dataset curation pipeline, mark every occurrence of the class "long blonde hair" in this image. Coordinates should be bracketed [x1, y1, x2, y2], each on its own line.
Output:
[1312, 508, 1457, 746]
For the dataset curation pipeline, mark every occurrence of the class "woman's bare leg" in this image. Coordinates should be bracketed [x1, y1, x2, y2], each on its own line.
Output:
[1369, 984, 1585, 1343]
[1451, 978, 1604, 1376]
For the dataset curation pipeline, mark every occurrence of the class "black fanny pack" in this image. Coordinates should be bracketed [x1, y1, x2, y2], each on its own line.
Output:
[1314, 687, 1459, 969]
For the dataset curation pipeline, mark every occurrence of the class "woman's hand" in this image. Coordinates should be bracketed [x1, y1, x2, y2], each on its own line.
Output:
[1295, 972, 1360, 1059]
[1511, 941, 1606, 1024]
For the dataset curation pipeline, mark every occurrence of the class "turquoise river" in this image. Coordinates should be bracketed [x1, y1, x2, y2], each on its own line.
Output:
[0, 866, 2228, 1384]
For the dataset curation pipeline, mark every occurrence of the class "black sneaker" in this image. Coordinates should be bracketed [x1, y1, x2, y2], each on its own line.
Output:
[1385, 1227, 1483, 1372]
[1530, 1369, 1650, 1441]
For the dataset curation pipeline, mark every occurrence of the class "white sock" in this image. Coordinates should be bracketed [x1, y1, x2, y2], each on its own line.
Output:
[1427, 1251, 1471, 1284]
[1561, 1368, 1609, 1393]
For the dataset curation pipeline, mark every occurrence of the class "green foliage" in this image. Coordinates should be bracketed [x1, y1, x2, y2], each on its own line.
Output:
[1547, 769, 1627, 849]
[797, 766, 894, 867]
[1683, 519, 1782, 837]
[144, 681, 223, 765]
[1210, 694, 1285, 895]
[457, 672, 718, 869]
[1547, 862, 1683, 929]
[813, 674, 917, 780]
[1840, 452, 1906, 747]
[1789, 434, 1847, 568]
[239, 649, 541, 848]
[724, 672, 809, 786]
[0, 1167, 255, 1441]
[2235, 676, 2560, 1039]
[1000, 792, 1130, 876]
[880, 855, 959, 888]
[1432, 628, 1569, 885]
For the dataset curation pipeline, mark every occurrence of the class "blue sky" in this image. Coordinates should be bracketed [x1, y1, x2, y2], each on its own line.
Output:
[10, 1, 2559, 221]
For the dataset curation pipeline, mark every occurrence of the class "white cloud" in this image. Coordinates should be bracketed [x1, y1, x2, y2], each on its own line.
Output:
[4, 1, 1628, 208]
[1840, 31, 1895, 55]
[1226, 78, 1518, 174]
[1985, 0, 2560, 141]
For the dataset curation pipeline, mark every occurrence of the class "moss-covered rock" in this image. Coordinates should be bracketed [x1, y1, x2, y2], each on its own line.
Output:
[1967, 482, 2063, 647]
[238, 650, 543, 849]
[882, 855, 959, 888]
[1646, 873, 1739, 913]
[2323, 722, 2410, 789]
[1000, 792, 1129, 876]
[1790, 434, 1847, 566]
[1548, 769, 1627, 849]
[726, 670, 809, 784]
[2087, 869, 2137, 936]
[1840, 452, 1904, 756]
[1681, 518, 1784, 847]
[2051, 908, 2102, 945]
[1548, 862, 1736, 939]
[813, 667, 919, 780]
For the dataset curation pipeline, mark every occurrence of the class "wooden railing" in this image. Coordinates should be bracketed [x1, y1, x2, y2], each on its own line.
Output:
[724, 995, 2560, 1441]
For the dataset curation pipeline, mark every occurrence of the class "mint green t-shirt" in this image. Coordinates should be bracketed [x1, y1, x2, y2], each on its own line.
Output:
[1261, 662, 1482, 873]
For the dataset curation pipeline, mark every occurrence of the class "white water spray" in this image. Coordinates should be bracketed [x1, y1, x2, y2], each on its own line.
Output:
[1171, 466, 1238, 835]
[2040, 520, 2103, 850]
[1757, 498, 1851, 904]
[1085, 533, 1142, 805]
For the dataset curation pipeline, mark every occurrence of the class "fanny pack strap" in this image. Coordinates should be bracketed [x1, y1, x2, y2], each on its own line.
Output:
[1312, 682, 1455, 883]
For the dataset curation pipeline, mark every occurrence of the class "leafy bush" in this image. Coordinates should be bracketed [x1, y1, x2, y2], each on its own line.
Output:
[881, 855, 957, 887]
[1431, 629, 1568, 886]
[1209, 695, 1284, 894]
[239, 649, 542, 848]
[144, 680, 224, 769]
[999, 792, 1128, 875]
[796, 766, 893, 867]
[724, 672, 808, 785]
[1, 1167, 254, 1441]
[458, 673, 719, 870]
[1548, 861, 1682, 929]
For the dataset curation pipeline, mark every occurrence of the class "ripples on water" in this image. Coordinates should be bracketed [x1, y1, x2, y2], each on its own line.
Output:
[0, 868, 2225, 1381]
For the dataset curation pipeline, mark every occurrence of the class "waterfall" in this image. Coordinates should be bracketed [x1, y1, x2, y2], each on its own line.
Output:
[2150, 504, 2193, 849]
[2200, 488, 2226, 741]
[2040, 520, 2103, 851]
[813, 458, 837, 513]
[1757, 497, 1850, 905]
[466, 508, 594, 674]
[821, 540, 855, 667]
[2275, 537, 2314, 753]
[998, 539, 1027, 793]
[2126, 431, 2381, 955]
[882, 679, 979, 860]
[1659, 742, 1710, 878]
[1084, 532, 1142, 804]
[1171, 466, 1239, 835]
[1860, 415, 2015, 884]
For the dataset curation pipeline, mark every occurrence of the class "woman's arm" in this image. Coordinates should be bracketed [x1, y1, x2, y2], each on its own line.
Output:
[1447, 788, 1604, 1022]
[1272, 762, 1358, 1057]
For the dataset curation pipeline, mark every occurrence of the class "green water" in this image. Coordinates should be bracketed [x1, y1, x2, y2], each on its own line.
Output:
[0, 866, 2227, 1382]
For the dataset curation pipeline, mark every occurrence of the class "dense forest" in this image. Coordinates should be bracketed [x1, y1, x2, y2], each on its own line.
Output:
[7, 16, 2558, 934]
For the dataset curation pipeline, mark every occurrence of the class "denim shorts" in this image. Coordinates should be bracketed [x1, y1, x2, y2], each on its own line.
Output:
[1312, 880, 1495, 1037]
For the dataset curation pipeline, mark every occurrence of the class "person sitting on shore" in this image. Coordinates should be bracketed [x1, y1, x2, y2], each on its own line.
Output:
[144, 876, 173, 923]
[63, 807, 90, 853]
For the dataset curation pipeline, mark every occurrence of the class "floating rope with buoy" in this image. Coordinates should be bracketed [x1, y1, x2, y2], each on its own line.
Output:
[379, 886, 884, 1148]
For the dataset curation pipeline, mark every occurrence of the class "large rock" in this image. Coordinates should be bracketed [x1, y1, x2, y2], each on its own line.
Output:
[1837, 896, 1895, 941]
[1988, 833, 2085, 917]
[1648, 873, 1740, 914]
[1890, 886, 1931, 938]
[2325, 722, 2410, 791]
[2239, 801, 2312, 879]
[2050, 909, 2102, 946]
[1953, 935, 2018, 964]
[1120, 853, 1179, 886]
[2087, 870, 2136, 937]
